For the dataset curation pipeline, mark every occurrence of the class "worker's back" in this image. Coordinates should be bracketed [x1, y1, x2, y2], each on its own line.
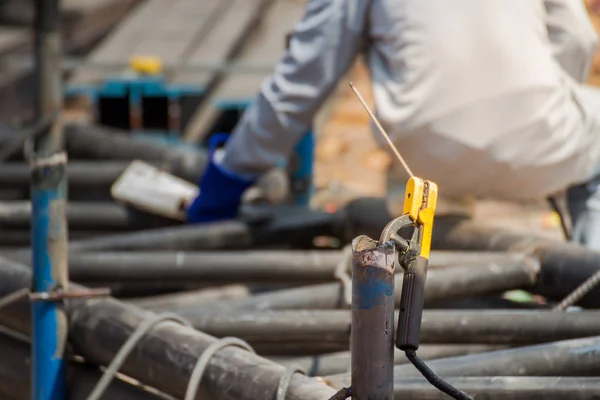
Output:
[370, 0, 600, 200]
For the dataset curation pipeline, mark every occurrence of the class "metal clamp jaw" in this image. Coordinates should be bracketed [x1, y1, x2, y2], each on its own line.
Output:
[379, 177, 438, 351]
[380, 177, 438, 262]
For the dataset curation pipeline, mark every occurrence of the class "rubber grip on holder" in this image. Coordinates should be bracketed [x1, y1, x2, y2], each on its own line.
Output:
[396, 256, 428, 351]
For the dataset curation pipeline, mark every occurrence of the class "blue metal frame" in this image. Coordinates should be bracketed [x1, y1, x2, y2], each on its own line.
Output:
[64, 75, 205, 139]
[31, 156, 68, 400]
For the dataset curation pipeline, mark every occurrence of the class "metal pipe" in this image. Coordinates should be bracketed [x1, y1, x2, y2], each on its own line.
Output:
[274, 345, 506, 377]
[175, 259, 538, 316]
[32, 0, 68, 399]
[58, 250, 532, 284]
[0, 333, 162, 400]
[30, 155, 69, 400]
[1, 208, 339, 261]
[64, 124, 207, 182]
[188, 310, 600, 350]
[0, 256, 337, 400]
[350, 236, 395, 399]
[66, 250, 340, 283]
[434, 220, 600, 307]
[0, 201, 177, 230]
[386, 377, 600, 400]
[0, 229, 119, 247]
[326, 335, 600, 384]
[0, 160, 204, 189]
[127, 285, 252, 311]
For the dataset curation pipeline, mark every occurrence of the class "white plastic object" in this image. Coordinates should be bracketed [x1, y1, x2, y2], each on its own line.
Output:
[111, 160, 198, 221]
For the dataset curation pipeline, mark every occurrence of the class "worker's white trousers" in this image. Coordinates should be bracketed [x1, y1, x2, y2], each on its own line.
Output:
[386, 84, 600, 252]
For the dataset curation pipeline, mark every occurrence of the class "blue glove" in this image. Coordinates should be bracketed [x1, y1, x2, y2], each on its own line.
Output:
[186, 134, 255, 224]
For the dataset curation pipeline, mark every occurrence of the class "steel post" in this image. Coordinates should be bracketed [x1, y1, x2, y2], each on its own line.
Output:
[32, 0, 68, 399]
[349, 236, 395, 399]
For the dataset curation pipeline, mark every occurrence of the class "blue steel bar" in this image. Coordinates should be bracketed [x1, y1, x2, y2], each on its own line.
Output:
[32, 0, 68, 399]
[31, 154, 69, 400]
[290, 131, 315, 206]
[351, 235, 395, 399]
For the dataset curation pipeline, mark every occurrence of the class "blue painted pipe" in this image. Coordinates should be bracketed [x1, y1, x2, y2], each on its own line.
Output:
[31, 155, 68, 400]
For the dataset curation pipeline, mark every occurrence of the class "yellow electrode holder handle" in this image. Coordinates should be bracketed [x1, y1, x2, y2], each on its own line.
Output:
[402, 177, 438, 259]
[129, 55, 163, 75]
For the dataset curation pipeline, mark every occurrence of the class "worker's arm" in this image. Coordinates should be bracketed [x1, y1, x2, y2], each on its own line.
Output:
[186, 0, 370, 224]
[221, 0, 370, 177]
[544, 0, 598, 82]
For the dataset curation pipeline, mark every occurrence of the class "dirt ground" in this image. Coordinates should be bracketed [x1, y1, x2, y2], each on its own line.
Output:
[313, 5, 600, 241]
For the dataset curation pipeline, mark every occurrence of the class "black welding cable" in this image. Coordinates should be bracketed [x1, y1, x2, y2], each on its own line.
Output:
[405, 350, 473, 400]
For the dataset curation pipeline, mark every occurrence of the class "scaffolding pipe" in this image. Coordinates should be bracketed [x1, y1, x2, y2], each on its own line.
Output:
[31, 0, 68, 399]
[350, 236, 395, 399]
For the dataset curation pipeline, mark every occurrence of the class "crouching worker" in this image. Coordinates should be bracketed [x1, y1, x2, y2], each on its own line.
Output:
[186, 0, 600, 250]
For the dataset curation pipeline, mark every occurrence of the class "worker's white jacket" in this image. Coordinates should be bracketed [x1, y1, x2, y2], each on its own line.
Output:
[222, 0, 600, 201]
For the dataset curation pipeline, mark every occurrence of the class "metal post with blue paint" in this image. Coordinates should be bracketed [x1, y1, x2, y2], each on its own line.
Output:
[351, 235, 395, 399]
[32, 0, 69, 399]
